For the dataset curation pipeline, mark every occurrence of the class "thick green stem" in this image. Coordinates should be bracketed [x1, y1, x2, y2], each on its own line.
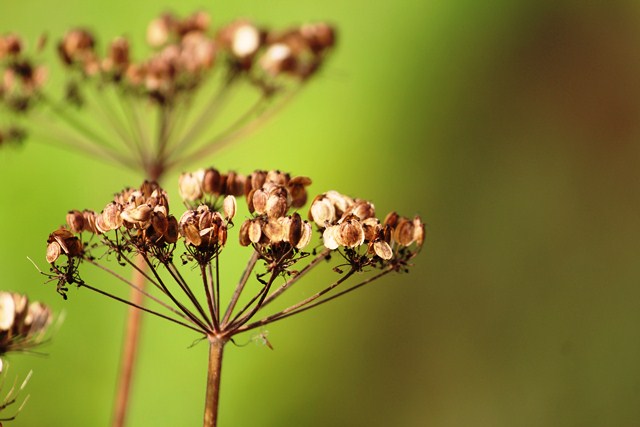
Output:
[203, 337, 226, 427]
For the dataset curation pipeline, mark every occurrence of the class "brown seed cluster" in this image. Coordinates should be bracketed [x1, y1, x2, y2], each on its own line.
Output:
[45, 166, 424, 305]
[0, 292, 51, 354]
[178, 201, 233, 263]
[0, 33, 46, 113]
[178, 167, 314, 260]
[309, 191, 424, 260]
[56, 11, 335, 104]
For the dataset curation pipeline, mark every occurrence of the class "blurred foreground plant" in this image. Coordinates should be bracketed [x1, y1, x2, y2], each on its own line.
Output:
[44, 166, 424, 426]
[1, 10, 335, 426]
[0, 292, 53, 425]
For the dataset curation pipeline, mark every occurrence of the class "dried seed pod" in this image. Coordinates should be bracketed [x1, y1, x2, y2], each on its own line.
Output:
[296, 221, 313, 249]
[46, 241, 62, 263]
[348, 200, 375, 221]
[179, 169, 205, 201]
[263, 219, 285, 243]
[103, 37, 130, 74]
[59, 28, 96, 65]
[252, 189, 268, 215]
[361, 217, 381, 242]
[203, 168, 222, 195]
[309, 196, 336, 227]
[217, 226, 228, 246]
[181, 32, 216, 72]
[250, 170, 267, 192]
[147, 14, 173, 47]
[164, 215, 179, 244]
[49, 228, 82, 256]
[383, 211, 399, 228]
[325, 190, 353, 216]
[300, 22, 336, 53]
[373, 240, 393, 260]
[287, 213, 303, 247]
[151, 211, 169, 235]
[288, 176, 311, 208]
[178, 10, 210, 36]
[121, 204, 152, 225]
[239, 219, 252, 246]
[0, 293, 15, 330]
[102, 202, 123, 231]
[224, 171, 245, 196]
[266, 170, 289, 186]
[223, 195, 236, 221]
[12, 293, 27, 317]
[335, 218, 365, 248]
[322, 225, 339, 250]
[66, 210, 85, 233]
[248, 220, 262, 244]
[259, 43, 296, 76]
[230, 22, 261, 59]
[0, 34, 22, 58]
[265, 192, 288, 219]
[25, 302, 50, 333]
[413, 216, 425, 247]
[394, 218, 415, 246]
[182, 222, 202, 247]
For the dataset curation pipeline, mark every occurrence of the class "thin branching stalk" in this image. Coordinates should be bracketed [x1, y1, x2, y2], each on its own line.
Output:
[200, 264, 219, 332]
[221, 252, 260, 327]
[261, 248, 331, 307]
[237, 267, 395, 334]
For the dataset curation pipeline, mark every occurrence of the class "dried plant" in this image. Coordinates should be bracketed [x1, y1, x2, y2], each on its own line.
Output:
[0, 292, 54, 424]
[1, 10, 336, 426]
[0, 11, 335, 178]
[43, 166, 424, 426]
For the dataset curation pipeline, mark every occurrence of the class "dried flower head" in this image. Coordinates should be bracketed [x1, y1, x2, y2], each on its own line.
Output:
[0, 292, 52, 355]
[44, 165, 423, 336]
[1, 12, 336, 181]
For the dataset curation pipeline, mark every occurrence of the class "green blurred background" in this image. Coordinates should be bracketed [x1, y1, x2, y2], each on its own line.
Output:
[3, 0, 640, 426]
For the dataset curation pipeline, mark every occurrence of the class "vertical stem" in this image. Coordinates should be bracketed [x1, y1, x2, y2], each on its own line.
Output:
[203, 337, 226, 427]
[112, 254, 147, 427]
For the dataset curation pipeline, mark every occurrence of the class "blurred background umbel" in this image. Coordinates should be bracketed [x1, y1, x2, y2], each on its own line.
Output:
[2, 1, 640, 426]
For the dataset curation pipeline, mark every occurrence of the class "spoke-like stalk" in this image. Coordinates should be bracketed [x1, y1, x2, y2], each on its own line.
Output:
[142, 254, 211, 331]
[164, 260, 212, 329]
[203, 336, 226, 427]
[237, 267, 395, 334]
[167, 72, 235, 157]
[166, 93, 271, 170]
[221, 251, 259, 327]
[227, 269, 280, 329]
[261, 248, 331, 308]
[84, 257, 192, 322]
[200, 264, 219, 332]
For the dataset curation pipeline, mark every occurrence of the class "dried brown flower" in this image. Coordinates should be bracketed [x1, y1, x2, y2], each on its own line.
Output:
[0, 292, 51, 354]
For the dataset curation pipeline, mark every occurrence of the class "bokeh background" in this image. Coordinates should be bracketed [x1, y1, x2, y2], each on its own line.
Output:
[2, 0, 640, 426]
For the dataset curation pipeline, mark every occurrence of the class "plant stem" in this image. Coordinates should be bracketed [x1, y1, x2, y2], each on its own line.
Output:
[203, 336, 226, 427]
[112, 254, 147, 427]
